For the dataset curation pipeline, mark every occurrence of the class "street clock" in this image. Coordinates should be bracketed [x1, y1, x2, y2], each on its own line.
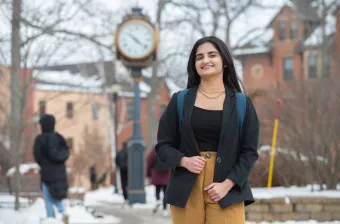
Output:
[115, 7, 159, 69]
[116, 20, 156, 60]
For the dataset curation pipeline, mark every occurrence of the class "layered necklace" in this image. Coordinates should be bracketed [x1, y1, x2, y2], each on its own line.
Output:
[198, 85, 225, 99]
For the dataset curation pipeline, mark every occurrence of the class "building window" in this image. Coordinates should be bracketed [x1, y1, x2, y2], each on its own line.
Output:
[66, 138, 73, 151]
[39, 101, 46, 115]
[66, 102, 73, 119]
[308, 55, 317, 79]
[283, 58, 293, 81]
[290, 22, 298, 39]
[279, 21, 286, 41]
[92, 103, 100, 120]
[128, 102, 134, 121]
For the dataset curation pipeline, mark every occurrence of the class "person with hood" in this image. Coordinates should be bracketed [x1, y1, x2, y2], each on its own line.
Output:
[146, 146, 171, 216]
[33, 114, 69, 222]
[115, 141, 129, 204]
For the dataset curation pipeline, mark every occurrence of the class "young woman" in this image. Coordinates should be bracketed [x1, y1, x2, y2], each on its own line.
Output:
[155, 36, 259, 223]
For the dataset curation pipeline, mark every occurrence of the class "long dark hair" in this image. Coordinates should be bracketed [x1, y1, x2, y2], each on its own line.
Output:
[187, 36, 242, 92]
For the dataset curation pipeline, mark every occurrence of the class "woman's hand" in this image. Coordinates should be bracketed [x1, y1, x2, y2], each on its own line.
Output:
[179, 156, 206, 174]
[204, 179, 235, 202]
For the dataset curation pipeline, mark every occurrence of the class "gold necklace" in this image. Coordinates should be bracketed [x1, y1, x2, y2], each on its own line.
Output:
[198, 88, 225, 99]
[199, 85, 225, 94]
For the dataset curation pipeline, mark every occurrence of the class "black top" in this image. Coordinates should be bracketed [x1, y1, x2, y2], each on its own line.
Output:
[191, 106, 223, 152]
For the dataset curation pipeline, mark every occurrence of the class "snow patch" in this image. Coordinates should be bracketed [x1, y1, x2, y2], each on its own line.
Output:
[233, 47, 270, 56]
[304, 14, 336, 47]
[6, 163, 40, 177]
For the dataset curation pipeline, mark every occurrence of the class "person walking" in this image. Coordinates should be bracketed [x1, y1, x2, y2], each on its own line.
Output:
[33, 114, 69, 223]
[89, 165, 97, 190]
[146, 146, 171, 216]
[155, 36, 259, 223]
[115, 141, 128, 205]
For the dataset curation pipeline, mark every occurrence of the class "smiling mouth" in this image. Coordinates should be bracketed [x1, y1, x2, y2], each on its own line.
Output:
[201, 65, 214, 69]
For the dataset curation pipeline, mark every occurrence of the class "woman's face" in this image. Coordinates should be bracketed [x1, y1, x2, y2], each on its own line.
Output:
[195, 42, 223, 78]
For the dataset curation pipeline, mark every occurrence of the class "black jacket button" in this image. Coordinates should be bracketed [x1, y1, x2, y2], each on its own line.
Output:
[216, 157, 221, 163]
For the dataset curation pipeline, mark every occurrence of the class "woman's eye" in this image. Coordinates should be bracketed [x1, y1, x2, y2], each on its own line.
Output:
[209, 54, 217, 58]
[196, 57, 202, 61]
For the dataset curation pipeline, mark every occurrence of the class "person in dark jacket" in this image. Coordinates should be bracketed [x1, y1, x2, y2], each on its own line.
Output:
[146, 146, 171, 216]
[155, 36, 259, 223]
[90, 165, 97, 190]
[115, 141, 128, 204]
[33, 114, 69, 220]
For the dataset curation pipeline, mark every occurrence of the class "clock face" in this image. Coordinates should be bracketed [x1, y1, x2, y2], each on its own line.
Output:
[118, 21, 155, 59]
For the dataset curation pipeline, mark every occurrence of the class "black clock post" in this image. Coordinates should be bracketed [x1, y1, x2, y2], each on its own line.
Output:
[115, 7, 159, 204]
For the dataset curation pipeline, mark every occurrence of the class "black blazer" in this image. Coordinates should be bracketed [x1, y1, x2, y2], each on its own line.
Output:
[155, 86, 259, 209]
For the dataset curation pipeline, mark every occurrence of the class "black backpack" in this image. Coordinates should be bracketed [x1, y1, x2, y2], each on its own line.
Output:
[153, 155, 169, 172]
[45, 133, 69, 164]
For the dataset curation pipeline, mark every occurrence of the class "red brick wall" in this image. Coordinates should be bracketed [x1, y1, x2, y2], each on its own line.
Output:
[21, 69, 36, 162]
[116, 80, 171, 151]
[243, 6, 305, 91]
[5, 67, 36, 163]
[243, 55, 275, 91]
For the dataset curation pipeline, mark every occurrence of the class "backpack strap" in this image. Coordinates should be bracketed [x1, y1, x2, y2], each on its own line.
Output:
[177, 89, 189, 128]
[236, 92, 247, 137]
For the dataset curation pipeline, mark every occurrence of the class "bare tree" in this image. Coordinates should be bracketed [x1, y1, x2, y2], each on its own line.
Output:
[146, 0, 168, 150]
[0, 0, 118, 209]
[260, 78, 340, 189]
[72, 125, 110, 188]
[10, 0, 23, 210]
[163, 0, 276, 47]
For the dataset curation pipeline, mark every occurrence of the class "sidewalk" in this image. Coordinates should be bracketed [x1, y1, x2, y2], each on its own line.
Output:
[95, 203, 172, 224]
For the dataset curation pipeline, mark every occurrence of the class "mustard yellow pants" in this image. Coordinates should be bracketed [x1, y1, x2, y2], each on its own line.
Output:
[170, 152, 245, 224]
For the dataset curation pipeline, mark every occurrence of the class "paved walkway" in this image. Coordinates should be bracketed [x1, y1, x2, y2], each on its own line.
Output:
[94, 202, 172, 224]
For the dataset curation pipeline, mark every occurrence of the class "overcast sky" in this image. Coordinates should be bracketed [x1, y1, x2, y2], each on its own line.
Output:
[0, 0, 288, 82]
[102, 0, 286, 46]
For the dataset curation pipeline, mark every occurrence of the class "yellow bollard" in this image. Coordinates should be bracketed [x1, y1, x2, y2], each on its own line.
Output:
[267, 99, 282, 190]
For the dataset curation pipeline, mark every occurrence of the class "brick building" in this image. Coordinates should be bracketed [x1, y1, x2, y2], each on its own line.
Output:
[234, 2, 339, 92]
[0, 65, 35, 166]
[27, 61, 179, 188]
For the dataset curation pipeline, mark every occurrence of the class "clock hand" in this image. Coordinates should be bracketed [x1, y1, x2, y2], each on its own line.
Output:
[128, 34, 142, 45]
[128, 34, 149, 49]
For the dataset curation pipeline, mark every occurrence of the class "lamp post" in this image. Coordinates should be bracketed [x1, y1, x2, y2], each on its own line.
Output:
[126, 69, 146, 203]
[115, 7, 159, 204]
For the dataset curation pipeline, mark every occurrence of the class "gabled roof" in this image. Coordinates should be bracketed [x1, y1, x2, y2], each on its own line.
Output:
[233, 28, 273, 57]
[266, 1, 319, 28]
[34, 61, 181, 97]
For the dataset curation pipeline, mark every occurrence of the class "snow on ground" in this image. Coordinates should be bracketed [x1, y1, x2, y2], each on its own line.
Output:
[2, 185, 340, 223]
[0, 196, 121, 224]
[84, 185, 157, 209]
[247, 222, 340, 224]
[84, 186, 124, 207]
[6, 163, 40, 177]
[253, 185, 340, 199]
